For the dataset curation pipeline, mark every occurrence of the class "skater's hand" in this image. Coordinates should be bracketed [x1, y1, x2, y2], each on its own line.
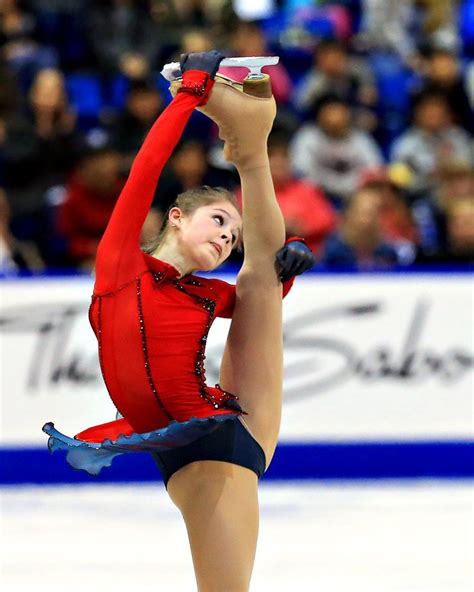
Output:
[276, 240, 315, 283]
[180, 50, 225, 80]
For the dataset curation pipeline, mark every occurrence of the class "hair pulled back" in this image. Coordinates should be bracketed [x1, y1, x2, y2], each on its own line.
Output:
[142, 186, 240, 255]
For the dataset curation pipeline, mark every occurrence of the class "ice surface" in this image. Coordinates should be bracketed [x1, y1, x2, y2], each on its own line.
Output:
[1, 481, 472, 592]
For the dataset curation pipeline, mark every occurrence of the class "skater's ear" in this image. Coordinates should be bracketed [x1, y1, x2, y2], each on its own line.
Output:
[168, 206, 184, 228]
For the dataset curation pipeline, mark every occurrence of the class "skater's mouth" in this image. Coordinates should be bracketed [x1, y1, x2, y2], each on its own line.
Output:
[210, 242, 222, 256]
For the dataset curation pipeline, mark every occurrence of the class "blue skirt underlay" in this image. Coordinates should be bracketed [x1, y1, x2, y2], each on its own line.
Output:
[42, 414, 239, 476]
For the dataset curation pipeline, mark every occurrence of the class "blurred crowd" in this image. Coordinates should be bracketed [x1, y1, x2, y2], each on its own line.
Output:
[0, 0, 473, 275]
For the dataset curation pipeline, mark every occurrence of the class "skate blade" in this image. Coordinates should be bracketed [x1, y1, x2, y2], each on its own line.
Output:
[161, 56, 279, 82]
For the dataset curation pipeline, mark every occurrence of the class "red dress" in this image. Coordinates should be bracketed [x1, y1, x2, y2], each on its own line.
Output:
[45, 71, 295, 455]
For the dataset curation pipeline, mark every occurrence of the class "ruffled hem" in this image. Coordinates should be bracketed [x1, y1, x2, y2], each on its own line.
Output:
[42, 414, 240, 476]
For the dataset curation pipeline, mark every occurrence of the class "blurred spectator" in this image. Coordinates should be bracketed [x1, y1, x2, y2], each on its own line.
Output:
[0, 185, 45, 273]
[220, 20, 293, 105]
[165, 28, 216, 73]
[358, 0, 417, 64]
[236, 133, 337, 253]
[414, 48, 474, 133]
[0, 0, 469, 272]
[181, 29, 214, 54]
[153, 139, 235, 215]
[29, 68, 76, 141]
[0, 186, 18, 273]
[290, 94, 383, 205]
[3, 68, 78, 255]
[86, 0, 160, 79]
[294, 39, 378, 132]
[359, 167, 418, 245]
[55, 145, 124, 270]
[412, 162, 474, 255]
[175, 0, 233, 26]
[415, 0, 459, 52]
[320, 186, 400, 270]
[436, 162, 474, 206]
[358, 166, 418, 265]
[55, 140, 164, 271]
[416, 197, 474, 265]
[390, 91, 473, 193]
[112, 78, 164, 170]
[0, 0, 58, 89]
[359, 0, 458, 64]
[148, 0, 234, 51]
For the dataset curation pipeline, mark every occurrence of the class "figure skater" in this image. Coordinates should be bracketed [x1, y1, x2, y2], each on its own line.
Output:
[44, 51, 314, 591]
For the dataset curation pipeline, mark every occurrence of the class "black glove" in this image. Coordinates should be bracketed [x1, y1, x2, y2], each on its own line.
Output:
[180, 50, 225, 81]
[276, 240, 315, 283]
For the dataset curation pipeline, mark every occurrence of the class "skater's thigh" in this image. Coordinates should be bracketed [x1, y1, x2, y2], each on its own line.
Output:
[219, 267, 283, 464]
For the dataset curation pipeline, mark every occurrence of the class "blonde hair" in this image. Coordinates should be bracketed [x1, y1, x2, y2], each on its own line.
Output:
[142, 186, 240, 255]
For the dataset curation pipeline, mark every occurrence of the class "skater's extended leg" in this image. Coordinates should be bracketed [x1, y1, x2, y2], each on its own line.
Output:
[219, 162, 286, 465]
[208, 80, 286, 465]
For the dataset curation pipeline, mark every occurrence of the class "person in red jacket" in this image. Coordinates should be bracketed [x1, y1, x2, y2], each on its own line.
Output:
[44, 52, 314, 591]
[56, 146, 124, 269]
[57, 144, 163, 270]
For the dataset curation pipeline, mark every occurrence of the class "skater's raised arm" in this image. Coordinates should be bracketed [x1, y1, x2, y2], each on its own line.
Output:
[94, 52, 224, 293]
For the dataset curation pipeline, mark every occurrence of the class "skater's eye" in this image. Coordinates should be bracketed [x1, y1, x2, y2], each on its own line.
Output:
[213, 214, 238, 245]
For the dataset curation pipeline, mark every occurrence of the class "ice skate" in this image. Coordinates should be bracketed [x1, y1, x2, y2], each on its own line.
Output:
[161, 56, 279, 98]
[162, 56, 278, 165]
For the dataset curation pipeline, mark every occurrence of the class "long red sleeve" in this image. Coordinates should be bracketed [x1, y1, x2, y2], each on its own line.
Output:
[94, 80, 209, 293]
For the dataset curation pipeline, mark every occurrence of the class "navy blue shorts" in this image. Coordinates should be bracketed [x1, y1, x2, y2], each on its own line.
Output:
[151, 418, 266, 488]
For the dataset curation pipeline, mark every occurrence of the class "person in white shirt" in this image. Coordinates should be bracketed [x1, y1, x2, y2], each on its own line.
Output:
[391, 91, 473, 193]
[290, 94, 383, 205]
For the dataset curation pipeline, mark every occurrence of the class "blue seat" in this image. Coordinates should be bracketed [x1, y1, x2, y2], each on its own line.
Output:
[370, 53, 413, 112]
[108, 74, 129, 111]
[66, 73, 103, 128]
[460, 0, 474, 56]
[107, 73, 172, 112]
[369, 52, 419, 153]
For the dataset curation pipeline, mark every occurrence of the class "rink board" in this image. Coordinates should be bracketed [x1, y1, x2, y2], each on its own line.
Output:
[1, 271, 473, 483]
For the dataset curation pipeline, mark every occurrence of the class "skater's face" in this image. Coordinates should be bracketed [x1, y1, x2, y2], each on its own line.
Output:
[169, 201, 242, 271]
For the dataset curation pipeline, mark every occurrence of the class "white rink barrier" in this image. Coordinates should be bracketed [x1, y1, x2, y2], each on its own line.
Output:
[1, 272, 472, 447]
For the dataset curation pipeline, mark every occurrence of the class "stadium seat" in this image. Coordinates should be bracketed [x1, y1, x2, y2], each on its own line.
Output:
[65, 73, 103, 129]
